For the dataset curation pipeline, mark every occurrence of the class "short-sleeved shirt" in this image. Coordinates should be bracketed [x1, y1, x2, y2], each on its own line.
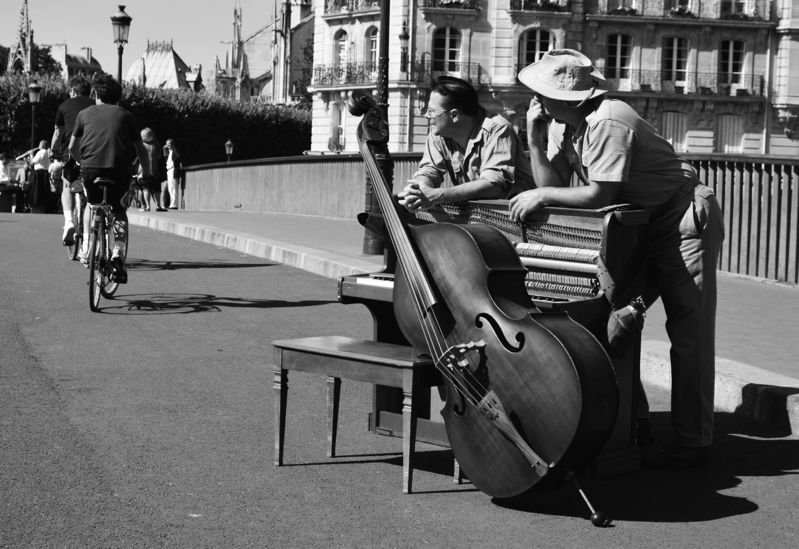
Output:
[547, 99, 698, 212]
[413, 110, 536, 198]
[54, 95, 94, 156]
[73, 104, 140, 170]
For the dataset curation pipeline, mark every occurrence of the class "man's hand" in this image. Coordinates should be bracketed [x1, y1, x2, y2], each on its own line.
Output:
[526, 96, 549, 150]
[398, 181, 442, 212]
[509, 189, 547, 222]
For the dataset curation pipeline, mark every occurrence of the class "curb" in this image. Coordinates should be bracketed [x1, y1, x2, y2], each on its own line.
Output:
[642, 340, 799, 436]
[131, 213, 799, 437]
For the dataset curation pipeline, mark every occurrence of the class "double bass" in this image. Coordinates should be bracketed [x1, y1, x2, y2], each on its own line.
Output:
[349, 93, 617, 526]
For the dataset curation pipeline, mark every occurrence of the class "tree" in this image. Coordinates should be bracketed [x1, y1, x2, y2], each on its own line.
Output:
[32, 44, 61, 75]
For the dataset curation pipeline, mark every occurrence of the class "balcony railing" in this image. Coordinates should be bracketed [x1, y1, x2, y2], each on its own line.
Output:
[595, 66, 765, 96]
[324, 0, 380, 14]
[419, 0, 481, 9]
[410, 59, 487, 86]
[313, 63, 378, 86]
[509, 0, 568, 11]
[593, 0, 771, 19]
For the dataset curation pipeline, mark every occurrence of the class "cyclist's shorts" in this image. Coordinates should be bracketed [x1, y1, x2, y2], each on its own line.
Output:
[81, 167, 129, 216]
[63, 158, 82, 187]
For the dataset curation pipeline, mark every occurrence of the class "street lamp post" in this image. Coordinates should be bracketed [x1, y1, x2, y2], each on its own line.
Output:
[110, 5, 132, 83]
[28, 80, 41, 149]
[225, 139, 234, 163]
[399, 21, 409, 76]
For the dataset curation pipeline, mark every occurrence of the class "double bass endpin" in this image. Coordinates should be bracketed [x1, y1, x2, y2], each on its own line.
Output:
[565, 471, 612, 528]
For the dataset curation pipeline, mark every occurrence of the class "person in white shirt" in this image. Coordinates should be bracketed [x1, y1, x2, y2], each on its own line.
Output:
[28, 141, 53, 212]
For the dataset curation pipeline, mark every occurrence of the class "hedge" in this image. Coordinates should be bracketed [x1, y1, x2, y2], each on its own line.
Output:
[0, 73, 311, 165]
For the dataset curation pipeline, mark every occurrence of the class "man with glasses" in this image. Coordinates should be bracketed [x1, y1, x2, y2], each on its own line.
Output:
[398, 76, 534, 212]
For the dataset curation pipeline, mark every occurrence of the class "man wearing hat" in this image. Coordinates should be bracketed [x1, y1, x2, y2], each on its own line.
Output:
[399, 76, 534, 212]
[510, 49, 724, 468]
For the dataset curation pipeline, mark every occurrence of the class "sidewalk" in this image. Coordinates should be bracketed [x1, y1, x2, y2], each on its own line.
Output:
[128, 209, 799, 436]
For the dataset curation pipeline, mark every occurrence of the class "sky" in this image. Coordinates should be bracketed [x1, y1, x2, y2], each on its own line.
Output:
[1, 0, 277, 77]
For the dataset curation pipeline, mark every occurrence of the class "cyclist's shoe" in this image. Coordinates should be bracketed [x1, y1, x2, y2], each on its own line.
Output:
[110, 256, 128, 284]
[78, 248, 90, 265]
[62, 225, 75, 246]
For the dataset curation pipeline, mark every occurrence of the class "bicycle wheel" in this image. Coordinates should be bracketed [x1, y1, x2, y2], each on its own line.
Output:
[101, 226, 121, 298]
[88, 219, 104, 311]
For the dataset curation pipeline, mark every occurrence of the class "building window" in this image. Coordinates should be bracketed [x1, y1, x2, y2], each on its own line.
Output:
[366, 27, 378, 69]
[606, 34, 631, 78]
[662, 37, 687, 82]
[432, 27, 461, 72]
[334, 30, 348, 67]
[519, 29, 554, 69]
[661, 111, 687, 152]
[720, 0, 746, 16]
[330, 102, 346, 151]
[716, 113, 743, 153]
[719, 39, 744, 85]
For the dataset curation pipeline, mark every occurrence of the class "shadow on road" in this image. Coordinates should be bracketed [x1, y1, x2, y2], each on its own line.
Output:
[127, 258, 277, 271]
[490, 410, 799, 524]
[94, 293, 337, 314]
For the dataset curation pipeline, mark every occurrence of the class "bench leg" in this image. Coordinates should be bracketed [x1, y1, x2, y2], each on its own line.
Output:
[402, 371, 418, 494]
[327, 376, 341, 458]
[273, 368, 288, 466]
[454, 458, 464, 484]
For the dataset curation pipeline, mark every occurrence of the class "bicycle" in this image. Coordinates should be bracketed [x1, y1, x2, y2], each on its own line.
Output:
[86, 178, 127, 311]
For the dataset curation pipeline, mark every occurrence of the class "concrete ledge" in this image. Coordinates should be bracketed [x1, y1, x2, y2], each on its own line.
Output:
[642, 340, 799, 436]
[129, 213, 379, 279]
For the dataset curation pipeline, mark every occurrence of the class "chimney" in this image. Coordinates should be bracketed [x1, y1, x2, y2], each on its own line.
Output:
[82, 47, 93, 63]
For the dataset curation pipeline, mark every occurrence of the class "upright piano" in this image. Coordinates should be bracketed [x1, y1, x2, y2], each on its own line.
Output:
[338, 199, 649, 477]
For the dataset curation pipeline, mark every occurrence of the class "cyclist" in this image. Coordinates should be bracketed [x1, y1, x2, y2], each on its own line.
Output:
[51, 75, 94, 245]
[68, 73, 151, 283]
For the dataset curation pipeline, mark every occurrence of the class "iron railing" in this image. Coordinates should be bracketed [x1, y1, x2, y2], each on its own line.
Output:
[419, 0, 481, 8]
[313, 63, 378, 86]
[687, 155, 799, 284]
[410, 59, 487, 86]
[595, 66, 766, 96]
[324, 0, 380, 14]
[508, 0, 569, 11]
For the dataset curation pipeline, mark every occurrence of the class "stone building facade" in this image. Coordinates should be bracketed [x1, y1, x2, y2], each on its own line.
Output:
[306, 0, 799, 156]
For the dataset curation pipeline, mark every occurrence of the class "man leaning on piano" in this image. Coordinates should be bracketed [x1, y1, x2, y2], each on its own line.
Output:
[398, 50, 724, 470]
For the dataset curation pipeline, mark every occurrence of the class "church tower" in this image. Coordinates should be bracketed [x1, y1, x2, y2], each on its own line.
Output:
[7, 0, 34, 74]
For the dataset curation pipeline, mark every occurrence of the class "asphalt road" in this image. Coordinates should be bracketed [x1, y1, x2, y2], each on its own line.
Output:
[1, 213, 798, 548]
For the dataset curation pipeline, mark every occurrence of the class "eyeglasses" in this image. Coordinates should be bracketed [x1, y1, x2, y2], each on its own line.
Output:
[424, 109, 450, 121]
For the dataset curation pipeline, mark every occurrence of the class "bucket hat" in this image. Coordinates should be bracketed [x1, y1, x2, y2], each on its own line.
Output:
[518, 49, 609, 102]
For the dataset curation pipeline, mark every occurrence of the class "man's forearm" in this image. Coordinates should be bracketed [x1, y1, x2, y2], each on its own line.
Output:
[436, 179, 504, 203]
[51, 127, 61, 153]
[528, 145, 568, 188]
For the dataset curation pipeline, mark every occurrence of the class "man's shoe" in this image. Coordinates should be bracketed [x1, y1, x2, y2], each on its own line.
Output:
[110, 256, 128, 284]
[62, 225, 75, 246]
[77, 248, 89, 265]
[642, 444, 709, 469]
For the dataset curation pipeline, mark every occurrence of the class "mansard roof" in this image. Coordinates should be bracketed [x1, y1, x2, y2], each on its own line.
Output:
[126, 40, 191, 89]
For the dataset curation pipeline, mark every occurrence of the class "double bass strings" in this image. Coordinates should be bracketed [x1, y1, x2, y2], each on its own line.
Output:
[360, 141, 489, 408]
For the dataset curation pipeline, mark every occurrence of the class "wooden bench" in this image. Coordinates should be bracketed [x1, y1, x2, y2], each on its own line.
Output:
[272, 335, 442, 494]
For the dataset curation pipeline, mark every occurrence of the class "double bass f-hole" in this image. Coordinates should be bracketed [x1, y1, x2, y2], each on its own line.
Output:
[475, 312, 525, 352]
